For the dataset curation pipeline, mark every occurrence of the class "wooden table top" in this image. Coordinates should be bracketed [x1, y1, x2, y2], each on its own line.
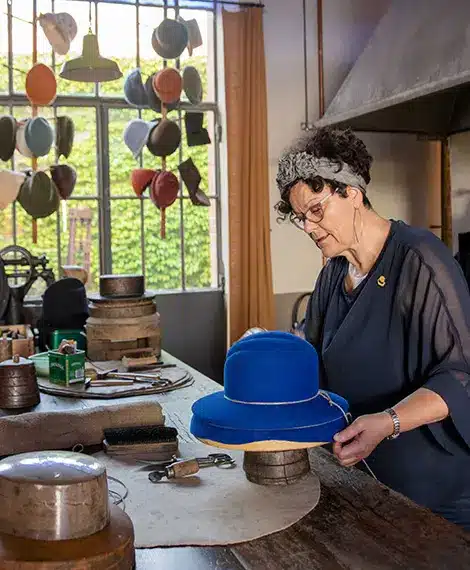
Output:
[3, 351, 470, 569]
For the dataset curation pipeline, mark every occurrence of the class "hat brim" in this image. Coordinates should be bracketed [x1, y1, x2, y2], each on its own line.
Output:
[190, 389, 348, 446]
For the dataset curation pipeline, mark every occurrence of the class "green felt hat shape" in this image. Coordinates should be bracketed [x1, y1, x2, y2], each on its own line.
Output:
[18, 170, 60, 219]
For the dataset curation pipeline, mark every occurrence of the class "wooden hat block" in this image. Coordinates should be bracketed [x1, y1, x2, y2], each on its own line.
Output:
[0, 451, 135, 569]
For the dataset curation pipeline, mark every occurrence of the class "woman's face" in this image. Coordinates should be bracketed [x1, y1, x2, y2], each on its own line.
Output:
[289, 181, 360, 258]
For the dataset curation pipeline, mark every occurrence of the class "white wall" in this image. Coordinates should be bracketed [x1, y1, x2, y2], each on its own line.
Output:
[263, 0, 439, 295]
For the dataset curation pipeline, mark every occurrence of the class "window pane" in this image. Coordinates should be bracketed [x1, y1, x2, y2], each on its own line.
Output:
[53, 0, 96, 96]
[0, 205, 14, 250]
[14, 200, 59, 298]
[110, 199, 143, 274]
[109, 108, 139, 196]
[11, 0, 33, 93]
[61, 200, 100, 293]
[138, 6, 164, 80]
[144, 197, 182, 290]
[0, 1, 8, 94]
[56, 107, 98, 197]
[183, 198, 217, 288]
[98, 3, 136, 96]
[178, 9, 214, 102]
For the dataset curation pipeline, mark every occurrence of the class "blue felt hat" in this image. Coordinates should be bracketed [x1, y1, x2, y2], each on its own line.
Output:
[190, 331, 349, 450]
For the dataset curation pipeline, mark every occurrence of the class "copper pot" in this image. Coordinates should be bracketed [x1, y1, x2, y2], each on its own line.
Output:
[0, 451, 110, 541]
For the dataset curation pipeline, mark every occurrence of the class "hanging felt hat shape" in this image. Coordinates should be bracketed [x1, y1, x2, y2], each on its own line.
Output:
[56, 116, 75, 159]
[182, 66, 203, 105]
[150, 170, 179, 239]
[25, 63, 57, 106]
[151, 19, 188, 60]
[0, 170, 25, 210]
[24, 117, 54, 158]
[178, 158, 210, 206]
[131, 168, 158, 197]
[177, 16, 203, 56]
[0, 116, 16, 162]
[145, 74, 177, 113]
[38, 12, 77, 55]
[15, 120, 33, 158]
[153, 68, 182, 105]
[124, 68, 148, 108]
[190, 331, 349, 451]
[18, 171, 59, 220]
[50, 164, 77, 200]
[146, 118, 181, 157]
[124, 118, 156, 159]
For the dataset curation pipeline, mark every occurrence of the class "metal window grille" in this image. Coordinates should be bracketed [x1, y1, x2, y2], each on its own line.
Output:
[0, 0, 223, 293]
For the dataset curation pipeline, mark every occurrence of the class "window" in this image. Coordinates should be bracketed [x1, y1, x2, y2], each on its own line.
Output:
[0, 0, 221, 294]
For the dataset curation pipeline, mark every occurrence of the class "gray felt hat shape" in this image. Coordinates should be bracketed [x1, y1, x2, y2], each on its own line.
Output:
[151, 19, 188, 60]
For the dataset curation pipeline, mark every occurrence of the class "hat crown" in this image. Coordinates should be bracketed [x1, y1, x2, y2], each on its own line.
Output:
[224, 332, 319, 405]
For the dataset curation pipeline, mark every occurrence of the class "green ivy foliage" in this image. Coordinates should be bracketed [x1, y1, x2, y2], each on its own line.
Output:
[0, 53, 216, 294]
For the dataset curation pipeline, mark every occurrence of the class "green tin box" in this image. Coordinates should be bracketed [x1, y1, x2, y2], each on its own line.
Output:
[48, 349, 86, 385]
[49, 329, 87, 352]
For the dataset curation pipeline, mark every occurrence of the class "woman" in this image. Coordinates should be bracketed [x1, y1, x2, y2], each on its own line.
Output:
[275, 127, 470, 530]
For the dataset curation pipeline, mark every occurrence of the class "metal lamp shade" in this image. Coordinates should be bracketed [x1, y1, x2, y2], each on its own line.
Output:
[59, 32, 122, 83]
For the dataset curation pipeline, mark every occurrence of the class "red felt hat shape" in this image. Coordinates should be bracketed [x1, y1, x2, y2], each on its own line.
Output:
[150, 170, 179, 239]
[131, 168, 157, 197]
[153, 68, 182, 105]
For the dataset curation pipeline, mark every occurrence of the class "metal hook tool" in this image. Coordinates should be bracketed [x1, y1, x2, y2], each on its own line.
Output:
[148, 453, 236, 483]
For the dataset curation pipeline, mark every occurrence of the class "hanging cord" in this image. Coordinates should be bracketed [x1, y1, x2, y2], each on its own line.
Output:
[318, 390, 377, 480]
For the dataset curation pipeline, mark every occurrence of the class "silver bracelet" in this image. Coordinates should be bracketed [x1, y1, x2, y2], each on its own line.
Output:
[385, 408, 400, 440]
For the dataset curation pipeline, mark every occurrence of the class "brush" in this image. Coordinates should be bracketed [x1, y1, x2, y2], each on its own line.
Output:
[103, 425, 178, 461]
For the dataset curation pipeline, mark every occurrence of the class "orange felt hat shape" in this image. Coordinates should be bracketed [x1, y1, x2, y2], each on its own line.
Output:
[153, 68, 182, 105]
[25, 64, 57, 106]
[131, 168, 159, 197]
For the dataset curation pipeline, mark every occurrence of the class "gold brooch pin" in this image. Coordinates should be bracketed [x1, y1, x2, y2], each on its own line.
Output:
[377, 275, 386, 287]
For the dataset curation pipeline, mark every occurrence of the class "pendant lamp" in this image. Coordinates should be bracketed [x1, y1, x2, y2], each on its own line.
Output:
[59, 2, 122, 83]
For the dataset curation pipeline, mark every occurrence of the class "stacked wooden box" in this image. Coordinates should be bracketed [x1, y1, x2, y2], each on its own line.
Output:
[86, 275, 161, 361]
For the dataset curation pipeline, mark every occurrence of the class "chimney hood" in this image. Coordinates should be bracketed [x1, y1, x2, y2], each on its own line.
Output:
[315, 0, 470, 136]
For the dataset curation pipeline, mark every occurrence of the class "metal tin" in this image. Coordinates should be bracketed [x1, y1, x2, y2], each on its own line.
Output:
[0, 451, 110, 541]
[99, 274, 145, 298]
[243, 449, 311, 485]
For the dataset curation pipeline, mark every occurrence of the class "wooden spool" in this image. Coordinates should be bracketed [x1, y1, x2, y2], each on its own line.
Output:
[0, 504, 135, 570]
[0, 355, 40, 409]
[243, 449, 311, 486]
[0, 451, 109, 541]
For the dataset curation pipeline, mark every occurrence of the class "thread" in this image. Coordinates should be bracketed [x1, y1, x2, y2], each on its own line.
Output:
[318, 391, 377, 480]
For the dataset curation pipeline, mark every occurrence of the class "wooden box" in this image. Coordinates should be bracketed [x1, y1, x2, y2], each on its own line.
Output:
[0, 325, 35, 360]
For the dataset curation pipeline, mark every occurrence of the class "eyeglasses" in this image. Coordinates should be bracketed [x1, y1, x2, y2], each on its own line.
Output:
[291, 191, 335, 230]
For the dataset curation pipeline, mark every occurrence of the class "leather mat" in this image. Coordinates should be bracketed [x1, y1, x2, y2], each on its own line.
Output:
[37, 367, 193, 399]
[96, 441, 321, 547]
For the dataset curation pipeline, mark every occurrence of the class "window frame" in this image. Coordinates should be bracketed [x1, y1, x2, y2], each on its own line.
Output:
[0, 0, 224, 292]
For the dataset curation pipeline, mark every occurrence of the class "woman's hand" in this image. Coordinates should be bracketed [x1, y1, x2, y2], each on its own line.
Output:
[333, 412, 394, 467]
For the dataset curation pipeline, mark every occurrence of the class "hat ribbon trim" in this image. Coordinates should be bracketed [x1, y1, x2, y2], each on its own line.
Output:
[224, 393, 319, 405]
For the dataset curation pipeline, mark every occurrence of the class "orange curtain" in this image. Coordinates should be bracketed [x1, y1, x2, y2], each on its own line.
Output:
[223, 7, 275, 345]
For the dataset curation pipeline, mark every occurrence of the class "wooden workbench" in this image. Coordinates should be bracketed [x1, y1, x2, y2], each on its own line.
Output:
[3, 351, 470, 569]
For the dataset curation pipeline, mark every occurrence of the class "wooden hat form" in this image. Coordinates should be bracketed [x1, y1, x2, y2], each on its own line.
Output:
[0, 451, 135, 569]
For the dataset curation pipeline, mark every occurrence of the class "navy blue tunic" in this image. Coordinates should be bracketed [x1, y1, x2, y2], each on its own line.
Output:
[304, 220, 470, 529]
